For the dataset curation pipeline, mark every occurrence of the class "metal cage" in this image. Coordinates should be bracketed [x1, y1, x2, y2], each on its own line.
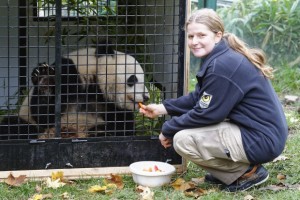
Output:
[0, 0, 185, 171]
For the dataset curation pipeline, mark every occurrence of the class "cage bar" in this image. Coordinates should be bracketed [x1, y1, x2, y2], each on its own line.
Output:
[0, 0, 185, 172]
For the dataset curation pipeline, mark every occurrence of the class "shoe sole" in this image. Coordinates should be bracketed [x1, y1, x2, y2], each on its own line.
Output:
[240, 173, 269, 192]
[224, 173, 270, 192]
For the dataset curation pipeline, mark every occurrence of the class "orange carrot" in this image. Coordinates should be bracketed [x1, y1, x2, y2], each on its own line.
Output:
[138, 102, 144, 108]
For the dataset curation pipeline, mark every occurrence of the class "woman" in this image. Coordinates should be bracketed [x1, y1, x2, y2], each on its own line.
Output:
[139, 8, 288, 192]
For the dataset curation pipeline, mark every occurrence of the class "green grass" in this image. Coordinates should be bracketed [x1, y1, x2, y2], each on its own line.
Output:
[272, 65, 300, 95]
[1, 60, 300, 200]
[1, 95, 300, 199]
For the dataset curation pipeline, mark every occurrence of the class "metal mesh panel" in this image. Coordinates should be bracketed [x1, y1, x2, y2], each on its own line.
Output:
[0, 0, 185, 141]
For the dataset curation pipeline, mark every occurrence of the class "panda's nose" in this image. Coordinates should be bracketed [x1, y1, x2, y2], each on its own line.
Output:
[143, 94, 150, 102]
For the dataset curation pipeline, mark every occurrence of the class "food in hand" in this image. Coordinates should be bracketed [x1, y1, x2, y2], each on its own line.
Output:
[138, 102, 144, 108]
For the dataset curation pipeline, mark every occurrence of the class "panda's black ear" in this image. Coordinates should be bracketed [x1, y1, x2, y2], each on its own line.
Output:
[95, 39, 115, 57]
[127, 75, 138, 87]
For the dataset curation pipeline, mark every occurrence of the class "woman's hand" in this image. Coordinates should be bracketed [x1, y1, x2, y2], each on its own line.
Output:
[139, 103, 167, 118]
[159, 133, 172, 148]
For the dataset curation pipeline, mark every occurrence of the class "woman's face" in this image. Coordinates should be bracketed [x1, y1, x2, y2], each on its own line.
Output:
[187, 22, 222, 58]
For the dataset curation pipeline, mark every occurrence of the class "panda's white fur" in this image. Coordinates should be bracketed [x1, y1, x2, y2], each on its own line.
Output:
[68, 48, 148, 111]
[0, 44, 149, 139]
[18, 88, 35, 124]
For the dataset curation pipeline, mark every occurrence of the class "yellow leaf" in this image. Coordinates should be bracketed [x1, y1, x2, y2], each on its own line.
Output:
[106, 183, 117, 189]
[33, 194, 43, 200]
[51, 171, 64, 182]
[45, 177, 66, 189]
[88, 185, 107, 193]
[105, 174, 124, 189]
[171, 178, 185, 186]
[106, 183, 118, 195]
[179, 181, 196, 191]
[171, 178, 197, 192]
[184, 191, 198, 198]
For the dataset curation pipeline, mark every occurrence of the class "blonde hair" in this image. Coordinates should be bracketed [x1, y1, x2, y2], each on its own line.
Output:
[186, 8, 274, 78]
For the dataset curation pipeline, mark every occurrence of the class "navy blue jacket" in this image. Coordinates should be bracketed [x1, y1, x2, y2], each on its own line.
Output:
[162, 39, 288, 164]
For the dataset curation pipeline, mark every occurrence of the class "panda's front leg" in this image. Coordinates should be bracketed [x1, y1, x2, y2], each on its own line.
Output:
[31, 63, 55, 86]
[30, 63, 56, 133]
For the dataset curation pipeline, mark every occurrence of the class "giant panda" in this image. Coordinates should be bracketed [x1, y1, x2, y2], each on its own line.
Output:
[0, 42, 150, 139]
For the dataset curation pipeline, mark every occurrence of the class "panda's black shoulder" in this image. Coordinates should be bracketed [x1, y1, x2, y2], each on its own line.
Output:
[59, 57, 80, 76]
[94, 39, 115, 57]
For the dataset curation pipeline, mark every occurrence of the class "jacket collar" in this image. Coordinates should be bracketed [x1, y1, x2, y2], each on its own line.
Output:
[196, 39, 230, 77]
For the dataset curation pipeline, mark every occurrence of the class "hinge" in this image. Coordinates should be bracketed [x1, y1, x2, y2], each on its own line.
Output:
[29, 139, 46, 144]
[72, 139, 88, 143]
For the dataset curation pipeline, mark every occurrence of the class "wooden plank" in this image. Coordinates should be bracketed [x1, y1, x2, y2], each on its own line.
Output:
[184, 0, 191, 95]
[0, 165, 185, 181]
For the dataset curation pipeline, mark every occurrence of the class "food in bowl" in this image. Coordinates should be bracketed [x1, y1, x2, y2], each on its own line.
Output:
[129, 161, 176, 187]
[143, 165, 163, 172]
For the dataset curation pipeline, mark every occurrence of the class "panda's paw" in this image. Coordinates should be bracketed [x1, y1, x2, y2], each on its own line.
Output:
[61, 126, 87, 138]
[31, 63, 55, 85]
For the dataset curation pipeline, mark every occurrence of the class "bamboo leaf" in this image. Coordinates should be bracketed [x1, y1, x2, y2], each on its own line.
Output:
[290, 0, 300, 13]
[262, 31, 271, 49]
[271, 24, 284, 32]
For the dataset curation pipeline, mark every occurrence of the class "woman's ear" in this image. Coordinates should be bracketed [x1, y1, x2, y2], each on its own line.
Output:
[215, 31, 223, 43]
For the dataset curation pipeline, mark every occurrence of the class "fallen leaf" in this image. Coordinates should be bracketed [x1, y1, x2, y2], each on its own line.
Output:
[45, 177, 66, 189]
[244, 194, 255, 200]
[179, 181, 196, 191]
[184, 188, 207, 198]
[277, 173, 286, 180]
[191, 177, 205, 184]
[5, 173, 26, 187]
[28, 193, 53, 200]
[136, 186, 154, 200]
[31, 194, 43, 200]
[170, 178, 186, 190]
[41, 194, 53, 199]
[171, 177, 198, 191]
[136, 185, 148, 193]
[60, 192, 70, 199]
[105, 174, 124, 189]
[288, 183, 300, 190]
[171, 177, 214, 198]
[35, 185, 42, 193]
[284, 95, 299, 103]
[259, 182, 287, 191]
[105, 183, 118, 195]
[273, 155, 289, 162]
[88, 185, 107, 193]
[51, 171, 64, 182]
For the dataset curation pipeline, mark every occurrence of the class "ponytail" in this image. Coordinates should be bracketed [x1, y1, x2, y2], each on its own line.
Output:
[223, 33, 274, 78]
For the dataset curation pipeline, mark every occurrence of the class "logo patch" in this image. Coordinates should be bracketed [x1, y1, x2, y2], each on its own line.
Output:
[199, 92, 213, 108]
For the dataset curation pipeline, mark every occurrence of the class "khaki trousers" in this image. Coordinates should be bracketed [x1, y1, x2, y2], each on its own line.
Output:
[173, 122, 250, 185]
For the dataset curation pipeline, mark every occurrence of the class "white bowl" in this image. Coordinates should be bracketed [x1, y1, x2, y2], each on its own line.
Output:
[129, 161, 176, 187]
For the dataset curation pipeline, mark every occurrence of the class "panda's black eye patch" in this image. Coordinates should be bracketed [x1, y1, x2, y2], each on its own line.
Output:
[127, 75, 138, 87]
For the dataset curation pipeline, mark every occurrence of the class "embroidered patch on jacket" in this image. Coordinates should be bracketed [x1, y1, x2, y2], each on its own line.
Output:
[199, 92, 213, 108]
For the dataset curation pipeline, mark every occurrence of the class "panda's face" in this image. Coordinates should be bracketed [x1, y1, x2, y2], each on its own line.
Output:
[98, 51, 150, 111]
[70, 48, 150, 111]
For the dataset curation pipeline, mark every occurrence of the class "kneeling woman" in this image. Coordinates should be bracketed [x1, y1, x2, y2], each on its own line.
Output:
[139, 8, 288, 192]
